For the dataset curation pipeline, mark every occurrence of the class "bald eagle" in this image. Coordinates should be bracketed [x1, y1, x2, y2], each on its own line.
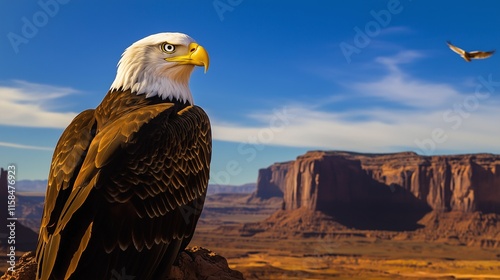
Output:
[35, 33, 211, 279]
[447, 41, 495, 62]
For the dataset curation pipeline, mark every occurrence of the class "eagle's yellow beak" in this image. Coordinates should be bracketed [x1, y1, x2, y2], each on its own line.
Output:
[165, 43, 209, 73]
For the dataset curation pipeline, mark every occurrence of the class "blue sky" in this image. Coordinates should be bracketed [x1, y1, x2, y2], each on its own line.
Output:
[1, 0, 500, 186]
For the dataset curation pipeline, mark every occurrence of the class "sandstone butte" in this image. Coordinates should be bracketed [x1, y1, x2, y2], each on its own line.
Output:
[254, 151, 500, 215]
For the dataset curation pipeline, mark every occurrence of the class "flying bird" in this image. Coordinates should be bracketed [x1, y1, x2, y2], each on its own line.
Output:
[35, 33, 211, 279]
[447, 41, 495, 62]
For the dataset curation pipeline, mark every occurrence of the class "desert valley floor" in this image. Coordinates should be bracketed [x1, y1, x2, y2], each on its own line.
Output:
[190, 193, 500, 280]
[1, 191, 500, 279]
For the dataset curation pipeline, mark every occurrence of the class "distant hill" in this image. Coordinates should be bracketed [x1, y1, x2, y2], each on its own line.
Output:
[207, 183, 255, 195]
[15, 180, 47, 193]
[15, 180, 256, 195]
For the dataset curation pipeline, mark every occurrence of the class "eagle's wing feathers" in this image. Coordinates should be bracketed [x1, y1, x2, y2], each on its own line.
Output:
[37, 103, 211, 280]
[93, 104, 211, 279]
[36, 109, 96, 280]
[447, 41, 465, 55]
[38, 109, 96, 236]
[102, 104, 211, 243]
[469, 50, 495, 59]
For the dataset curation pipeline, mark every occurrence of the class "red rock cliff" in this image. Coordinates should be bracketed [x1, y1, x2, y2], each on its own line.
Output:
[255, 151, 500, 214]
[254, 162, 291, 199]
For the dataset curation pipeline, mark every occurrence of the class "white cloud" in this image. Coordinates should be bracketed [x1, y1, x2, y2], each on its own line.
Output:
[212, 100, 500, 155]
[0, 80, 78, 128]
[355, 74, 459, 108]
[0, 141, 53, 151]
[211, 52, 500, 155]
[375, 50, 423, 70]
[353, 50, 459, 108]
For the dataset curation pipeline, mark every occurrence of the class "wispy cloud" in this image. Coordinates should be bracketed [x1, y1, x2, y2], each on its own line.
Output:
[374, 50, 424, 73]
[378, 26, 413, 36]
[0, 141, 53, 151]
[212, 105, 500, 153]
[0, 80, 78, 128]
[212, 51, 500, 155]
[353, 51, 481, 109]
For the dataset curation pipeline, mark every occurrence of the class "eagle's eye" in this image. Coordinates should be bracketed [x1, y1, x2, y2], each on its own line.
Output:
[161, 43, 176, 54]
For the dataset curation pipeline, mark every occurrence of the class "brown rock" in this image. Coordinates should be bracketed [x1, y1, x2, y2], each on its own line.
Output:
[254, 151, 500, 214]
[0, 251, 36, 280]
[252, 162, 290, 199]
[167, 247, 244, 280]
[1, 248, 244, 280]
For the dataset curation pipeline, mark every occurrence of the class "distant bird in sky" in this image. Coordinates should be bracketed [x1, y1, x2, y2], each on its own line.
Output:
[447, 41, 495, 62]
[35, 33, 211, 280]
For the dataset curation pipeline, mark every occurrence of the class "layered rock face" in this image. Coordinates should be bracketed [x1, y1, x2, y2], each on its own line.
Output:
[253, 162, 290, 199]
[255, 151, 500, 214]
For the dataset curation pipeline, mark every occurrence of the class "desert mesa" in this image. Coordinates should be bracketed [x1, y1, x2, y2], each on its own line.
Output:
[255, 151, 500, 215]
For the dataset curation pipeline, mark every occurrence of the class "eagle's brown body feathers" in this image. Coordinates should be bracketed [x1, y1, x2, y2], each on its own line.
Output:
[36, 89, 211, 279]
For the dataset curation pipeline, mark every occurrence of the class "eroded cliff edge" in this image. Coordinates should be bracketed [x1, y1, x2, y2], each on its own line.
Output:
[255, 151, 500, 215]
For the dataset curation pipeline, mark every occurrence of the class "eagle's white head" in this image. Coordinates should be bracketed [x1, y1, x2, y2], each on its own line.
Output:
[110, 32, 209, 104]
